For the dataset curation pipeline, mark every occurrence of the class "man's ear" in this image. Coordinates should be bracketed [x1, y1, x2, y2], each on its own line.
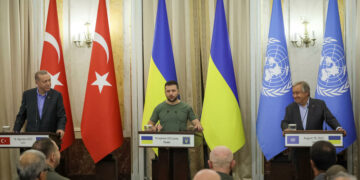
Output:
[49, 152, 56, 163]
[230, 160, 236, 169]
[310, 159, 315, 169]
[208, 160, 213, 169]
[39, 171, 47, 180]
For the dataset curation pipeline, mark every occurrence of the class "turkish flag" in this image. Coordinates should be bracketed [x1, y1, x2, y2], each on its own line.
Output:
[0, 137, 10, 145]
[81, 0, 123, 163]
[40, 0, 75, 151]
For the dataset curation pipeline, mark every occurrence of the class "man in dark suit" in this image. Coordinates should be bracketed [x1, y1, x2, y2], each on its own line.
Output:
[281, 81, 345, 180]
[281, 81, 345, 133]
[13, 70, 66, 138]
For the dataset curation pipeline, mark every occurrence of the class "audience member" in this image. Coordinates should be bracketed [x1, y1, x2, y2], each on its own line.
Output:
[329, 172, 357, 180]
[17, 149, 48, 180]
[193, 169, 221, 180]
[32, 138, 69, 180]
[326, 164, 347, 179]
[310, 141, 337, 180]
[208, 146, 235, 180]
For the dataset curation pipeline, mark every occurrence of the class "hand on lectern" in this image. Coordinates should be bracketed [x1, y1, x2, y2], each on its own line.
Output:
[56, 129, 64, 139]
[336, 127, 346, 136]
[155, 124, 163, 132]
[282, 129, 290, 136]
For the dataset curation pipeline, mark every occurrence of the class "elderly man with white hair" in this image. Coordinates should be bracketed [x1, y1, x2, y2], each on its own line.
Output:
[208, 146, 235, 180]
[17, 149, 48, 180]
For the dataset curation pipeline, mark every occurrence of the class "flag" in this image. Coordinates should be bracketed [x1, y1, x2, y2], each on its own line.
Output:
[315, 0, 356, 153]
[142, 0, 177, 130]
[40, 0, 74, 151]
[81, 0, 123, 163]
[201, 0, 245, 153]
[256, 0, 293, 160]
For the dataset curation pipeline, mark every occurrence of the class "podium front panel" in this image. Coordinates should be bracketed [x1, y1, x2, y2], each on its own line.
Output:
[285, 132, 343, 147]
[0, 133, 50, 148]
[139, 132, 194, 148]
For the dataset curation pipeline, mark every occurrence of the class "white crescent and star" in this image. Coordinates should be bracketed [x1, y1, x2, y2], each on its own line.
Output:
[49, 72, 63, 89]
[94, 32, 109, 63]
[0, 139, 6, 144]
[44, 32, 61, 64]
[91, 72, 112, 93]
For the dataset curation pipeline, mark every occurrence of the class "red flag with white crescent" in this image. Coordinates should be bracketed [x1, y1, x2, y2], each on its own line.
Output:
[40, 0, 75, 151]
[81, 0, 123, 163]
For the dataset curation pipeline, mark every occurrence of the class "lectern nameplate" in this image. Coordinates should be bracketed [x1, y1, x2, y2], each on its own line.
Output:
[285, 131, 343, 147]
[0, 134, 50, 148]
[139, 132, 194, 148]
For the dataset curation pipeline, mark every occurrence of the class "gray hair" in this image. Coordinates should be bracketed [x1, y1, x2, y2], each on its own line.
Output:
[35, 70, 49, 81]
[293, 81, 310, 96]
[329, 171, 357, 180]
[17, 149, 47, 180]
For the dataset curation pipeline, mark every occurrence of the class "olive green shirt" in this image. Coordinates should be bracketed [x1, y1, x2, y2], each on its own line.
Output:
[150, 101, 197, 132]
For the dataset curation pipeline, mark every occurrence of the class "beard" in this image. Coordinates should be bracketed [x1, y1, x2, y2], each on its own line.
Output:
[167, 96, 177, 102]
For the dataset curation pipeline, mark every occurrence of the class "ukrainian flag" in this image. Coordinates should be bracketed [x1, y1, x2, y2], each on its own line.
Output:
[328, 136, 341, 146]
[142, 0, 178, 131]
[141, 136, 154, 145]
[201, 0, 245, 152]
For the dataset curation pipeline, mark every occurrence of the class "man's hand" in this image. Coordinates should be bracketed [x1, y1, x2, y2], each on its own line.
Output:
[155, 124, 163, 132]
[282, 129, 290, 136]
[56, 129, 65, 139]
[336, 127, 347, 136]
[192, 119, 203, 132]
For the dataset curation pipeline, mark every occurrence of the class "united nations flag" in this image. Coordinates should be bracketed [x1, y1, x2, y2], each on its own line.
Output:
[315, 0, 356, 153]
[256, 0, 294, 160]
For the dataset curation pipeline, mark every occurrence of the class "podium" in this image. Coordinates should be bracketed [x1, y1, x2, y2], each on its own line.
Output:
[283, 130, 344, 180]
[139, 131, 196, 180]
[284, 130, 344, 147]
[0, 132, 60, 148]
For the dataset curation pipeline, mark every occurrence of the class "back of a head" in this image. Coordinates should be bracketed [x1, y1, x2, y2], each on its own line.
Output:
[310, 141, 336, 171]
[32, 138, 56, 159]
[326, 165, 347, 179]
[193, 169, 221, 180]
[209, 146, 233, 170]
[329, 172, 357, 180]
[17, 149, 47, 180]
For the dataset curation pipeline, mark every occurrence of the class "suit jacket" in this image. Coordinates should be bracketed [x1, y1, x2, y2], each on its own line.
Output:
[13, 88, 66, 132]
[281, 98, 340, 130]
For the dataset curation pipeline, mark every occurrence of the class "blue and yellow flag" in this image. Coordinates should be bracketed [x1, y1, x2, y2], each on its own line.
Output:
[201, 0, 245, 153]
[256, 0, 293, 160]
[142, 0, 177, 130]
[315, 0, 356, 153]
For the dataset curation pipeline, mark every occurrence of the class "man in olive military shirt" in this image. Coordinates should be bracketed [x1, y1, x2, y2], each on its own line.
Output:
[148, 80, 203, 132]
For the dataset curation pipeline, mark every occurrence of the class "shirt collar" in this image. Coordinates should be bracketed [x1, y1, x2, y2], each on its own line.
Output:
[36, 88, 48, 97]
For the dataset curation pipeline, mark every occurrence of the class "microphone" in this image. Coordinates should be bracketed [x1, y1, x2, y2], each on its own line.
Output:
[323, 103, 327, 131]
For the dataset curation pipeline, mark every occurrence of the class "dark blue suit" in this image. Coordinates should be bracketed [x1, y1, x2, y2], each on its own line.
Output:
[281, 98, 341, 130]
[13, 88, 66, 132]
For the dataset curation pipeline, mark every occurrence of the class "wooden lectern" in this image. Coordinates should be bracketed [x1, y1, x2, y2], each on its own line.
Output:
[139, 131, 196, 180]
[0, 132, 60, 148]
[283, 130, 344, 180]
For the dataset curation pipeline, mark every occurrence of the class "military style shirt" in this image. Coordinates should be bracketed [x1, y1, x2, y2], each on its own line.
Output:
[150, 101, 197, 132]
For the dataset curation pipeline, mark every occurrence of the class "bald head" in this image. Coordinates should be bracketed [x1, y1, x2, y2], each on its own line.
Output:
[208, 146, 235, 173]
[17, 150, 47, 180]
[193, 169, 220, 180]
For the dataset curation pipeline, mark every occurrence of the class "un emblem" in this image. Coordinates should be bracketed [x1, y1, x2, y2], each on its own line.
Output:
[262, 38, 292, 97]
[316, 37, 349, 97]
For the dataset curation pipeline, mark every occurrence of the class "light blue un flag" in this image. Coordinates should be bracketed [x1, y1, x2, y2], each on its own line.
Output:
[315, 0, 356, 153]
[256, 0, 293, 160]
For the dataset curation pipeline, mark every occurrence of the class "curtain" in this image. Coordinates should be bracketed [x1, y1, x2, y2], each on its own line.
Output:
[0, 0, 43, 179]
